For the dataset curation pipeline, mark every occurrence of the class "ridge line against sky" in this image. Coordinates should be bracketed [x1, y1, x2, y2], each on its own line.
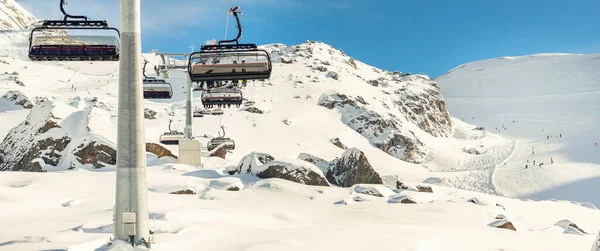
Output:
[15, 0, 600, 77]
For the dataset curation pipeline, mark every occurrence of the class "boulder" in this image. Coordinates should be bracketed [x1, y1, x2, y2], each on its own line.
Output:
[555, 220, 587, 235]
[329, 137, 347, 150]
[281, 57, 294, 64]
[208, 143, 228, 159]
[146, 143, 176, 159]
[234, 152, 329, 186]
[245, 106, 264, 114]
[416, 185, 433, 193]
[144, 108, 157, 120]
[489, 220, 516, 231]
[348, 58, 358, 70]
[352, 184, 395, 197]
[388, 195, 417, 204]
[326, 148, 383, 187]
[73, 141, 116, 169]
[326, 71, 339, 80]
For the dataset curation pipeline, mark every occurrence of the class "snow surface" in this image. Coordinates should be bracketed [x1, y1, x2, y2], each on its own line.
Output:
[0, 4, 599, 249]
[437, 53, 600, 206]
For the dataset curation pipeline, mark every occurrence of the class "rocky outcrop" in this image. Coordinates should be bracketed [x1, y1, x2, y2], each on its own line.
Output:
[352, 185, 394, 197]
[1, 98, 119, 172]
[233, 152, 330, 186]
[1, 90, 33, 108]
[326, 148, 383, 187]
[0, 100, 70, 172]
[318, 93, 428, 163]
[146, 143, 176, 159]
[73, 141, 116, 169]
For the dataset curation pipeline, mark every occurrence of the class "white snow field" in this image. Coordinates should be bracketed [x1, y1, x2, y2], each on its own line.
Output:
[1, 3, 600, 250]
[437, 54, 600, 206]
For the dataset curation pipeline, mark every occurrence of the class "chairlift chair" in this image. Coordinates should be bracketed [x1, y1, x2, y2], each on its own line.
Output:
[207, 126, 235, 151]
[28, 0, 120, 61]
[143, 60, 173, 99]
[193, 107, 204, 118]
[188, 6, 272, 83]
[201, 88, 243, 108]
[159, 119, 184, 145]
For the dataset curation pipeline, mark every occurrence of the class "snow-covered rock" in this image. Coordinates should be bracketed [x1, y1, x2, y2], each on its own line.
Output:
[0, 98, 117, 171]
[326, 148, 383, 187]
[352, 184, 395, 197]
[489, 219, 517, 231]
[1, 90, 33, 108]
[146, 143, 176, 159]
[553, 220, 588, 235]
[233, 152, 329, 186]
[0, 0, 37, 31]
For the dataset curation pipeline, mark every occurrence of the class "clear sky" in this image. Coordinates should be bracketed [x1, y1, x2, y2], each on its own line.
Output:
[16, 0, 600, 77]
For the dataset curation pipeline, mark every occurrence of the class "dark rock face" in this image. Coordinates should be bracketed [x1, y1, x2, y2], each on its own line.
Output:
[401, 198, 417, 204]
[208, 144, 228, 159]
[392, 85, 453, 138]
[0, 101, 71, 172]
[73, 141, 116, 169]
[326, 148, 383, 187]
[318, 93, 428, 163]
[146, 143, 176, 159]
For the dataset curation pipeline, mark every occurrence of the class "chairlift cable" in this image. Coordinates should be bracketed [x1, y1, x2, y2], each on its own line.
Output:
[87, 0, 113, 26]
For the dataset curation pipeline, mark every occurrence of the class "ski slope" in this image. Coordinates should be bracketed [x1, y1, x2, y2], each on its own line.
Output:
[437, 53, 600, 206]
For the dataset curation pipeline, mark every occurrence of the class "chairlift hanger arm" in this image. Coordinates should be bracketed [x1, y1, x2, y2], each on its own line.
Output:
[218, 7, 243, 45]
[60, 0, 89, 21]
[143, 60, 156, 80]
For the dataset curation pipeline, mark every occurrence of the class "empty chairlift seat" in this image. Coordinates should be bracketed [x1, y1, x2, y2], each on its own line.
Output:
[189, 50, 272, 82]
[143, 80, 173, 99]
[159, 132, 184, 145]
[29, 24, 120, 61]
[207, 137, 236, 151]
[201, 88, 243, 108]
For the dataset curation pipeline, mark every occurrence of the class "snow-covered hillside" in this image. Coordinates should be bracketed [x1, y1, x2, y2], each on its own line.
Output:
[1, 2, 600, 249]
[437, 53, 600, 206]
[0, 0, 37, 31]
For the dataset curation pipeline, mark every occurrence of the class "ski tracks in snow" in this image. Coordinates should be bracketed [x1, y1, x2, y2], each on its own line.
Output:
[450, 138, 517, 196]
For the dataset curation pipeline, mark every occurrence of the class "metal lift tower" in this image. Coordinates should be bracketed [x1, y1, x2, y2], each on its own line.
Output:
[114, 0, 152, 247]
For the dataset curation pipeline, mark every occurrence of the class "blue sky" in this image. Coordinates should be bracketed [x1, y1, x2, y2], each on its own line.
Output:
[17, 0, 600, 77]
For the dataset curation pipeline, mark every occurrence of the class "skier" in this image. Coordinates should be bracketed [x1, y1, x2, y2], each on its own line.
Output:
[560, 133, 562, 138]
[525, 164, 528, 169]
[533, 160, 536, 165]
[547, 135, 549, 139]
[550, 157, 554, 164]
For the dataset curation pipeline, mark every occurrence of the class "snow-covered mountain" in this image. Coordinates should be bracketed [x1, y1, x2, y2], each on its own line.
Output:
[1, 1, 600, 250]
[0, 0, 37, 30]
[436, 53, 600, 205]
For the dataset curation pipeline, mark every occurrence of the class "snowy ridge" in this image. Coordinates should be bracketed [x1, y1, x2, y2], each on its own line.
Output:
[0, 0, 37, 31]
